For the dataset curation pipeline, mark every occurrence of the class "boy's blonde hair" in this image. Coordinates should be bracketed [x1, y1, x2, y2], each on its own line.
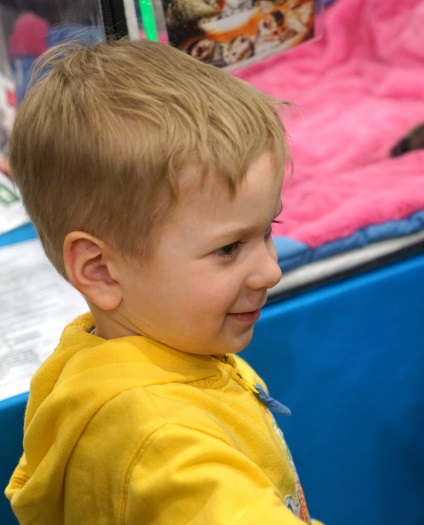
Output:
[10, 39, 290, 278]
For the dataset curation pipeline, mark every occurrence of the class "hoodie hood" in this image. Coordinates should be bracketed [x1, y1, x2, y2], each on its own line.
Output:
[5, 312, 224, 523]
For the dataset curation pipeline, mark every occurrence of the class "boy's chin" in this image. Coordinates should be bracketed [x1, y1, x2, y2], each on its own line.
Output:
[216, 328, 256, 355]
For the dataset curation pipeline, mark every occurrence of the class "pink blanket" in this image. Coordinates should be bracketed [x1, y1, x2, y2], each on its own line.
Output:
[237, 0, 424, 248]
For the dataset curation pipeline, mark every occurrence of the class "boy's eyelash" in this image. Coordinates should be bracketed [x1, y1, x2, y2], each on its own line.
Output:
[216, 219, 283, 257]
[266, 219, 283, 237]
[216, 241, 246, 258]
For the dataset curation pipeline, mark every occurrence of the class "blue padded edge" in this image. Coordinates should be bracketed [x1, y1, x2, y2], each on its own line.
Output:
[0, 223, 37, 248]
[275, 210, 424, 271]
[273, 236, 310, 272]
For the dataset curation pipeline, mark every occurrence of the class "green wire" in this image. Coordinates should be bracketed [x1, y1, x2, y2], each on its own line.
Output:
[138, 0, 158, 41]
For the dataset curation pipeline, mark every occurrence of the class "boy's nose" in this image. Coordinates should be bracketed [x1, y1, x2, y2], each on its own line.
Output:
[247, 241, 282, 291]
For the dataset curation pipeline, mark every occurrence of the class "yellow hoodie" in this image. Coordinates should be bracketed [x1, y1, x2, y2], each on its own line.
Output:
[6, 313, 322, 525]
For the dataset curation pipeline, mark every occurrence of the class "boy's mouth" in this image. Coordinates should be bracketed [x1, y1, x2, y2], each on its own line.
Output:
[227, 297, 267, 322]
[227, 310, 261, 323]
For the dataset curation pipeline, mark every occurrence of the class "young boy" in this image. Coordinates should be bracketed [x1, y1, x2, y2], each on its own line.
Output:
[5, 39, 323, 525]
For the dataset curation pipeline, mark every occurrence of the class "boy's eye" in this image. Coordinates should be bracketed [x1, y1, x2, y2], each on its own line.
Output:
[215, 241, 243, 257]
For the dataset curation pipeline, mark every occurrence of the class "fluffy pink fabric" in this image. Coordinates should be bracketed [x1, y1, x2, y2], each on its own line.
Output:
[237, 0, 424, 247]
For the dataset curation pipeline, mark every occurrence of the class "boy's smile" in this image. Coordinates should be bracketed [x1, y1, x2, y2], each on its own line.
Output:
[103, 150, 284, 355]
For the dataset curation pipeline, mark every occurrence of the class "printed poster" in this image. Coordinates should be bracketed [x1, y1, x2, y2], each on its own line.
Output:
[137, 0, 319, 70]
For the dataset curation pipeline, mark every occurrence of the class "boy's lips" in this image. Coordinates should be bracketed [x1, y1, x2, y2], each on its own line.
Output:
[227, 297, 267, 322]
[227, 299, 266, 323]
[227, 310, 261, 323]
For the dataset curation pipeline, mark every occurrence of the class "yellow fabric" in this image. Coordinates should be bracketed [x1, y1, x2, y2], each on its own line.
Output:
[6, 313, 322, 524]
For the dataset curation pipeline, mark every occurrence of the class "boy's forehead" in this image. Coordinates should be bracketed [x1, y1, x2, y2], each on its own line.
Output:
[175, 151, 282, 198]
[175, 165, 229, 198]
[169, 152, 283, 221]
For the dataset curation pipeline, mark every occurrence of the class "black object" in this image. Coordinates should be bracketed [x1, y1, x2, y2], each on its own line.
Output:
[100, 0, 128, 40]
[390, 123, 424, 157]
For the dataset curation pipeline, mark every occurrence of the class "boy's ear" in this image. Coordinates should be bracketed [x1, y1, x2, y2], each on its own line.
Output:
[63, 232, 122, 311]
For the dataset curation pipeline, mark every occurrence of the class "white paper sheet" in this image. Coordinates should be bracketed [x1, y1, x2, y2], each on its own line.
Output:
[0, 239, 87, 401]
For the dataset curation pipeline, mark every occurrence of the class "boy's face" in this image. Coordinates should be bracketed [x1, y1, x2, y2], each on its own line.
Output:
[109, 149, 283, 355]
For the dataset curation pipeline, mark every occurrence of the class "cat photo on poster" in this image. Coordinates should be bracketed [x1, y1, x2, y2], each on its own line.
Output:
[161, 0, 318, 70]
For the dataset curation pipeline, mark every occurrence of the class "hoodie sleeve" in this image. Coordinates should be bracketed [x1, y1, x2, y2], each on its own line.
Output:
[123, 423, 320, 525]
